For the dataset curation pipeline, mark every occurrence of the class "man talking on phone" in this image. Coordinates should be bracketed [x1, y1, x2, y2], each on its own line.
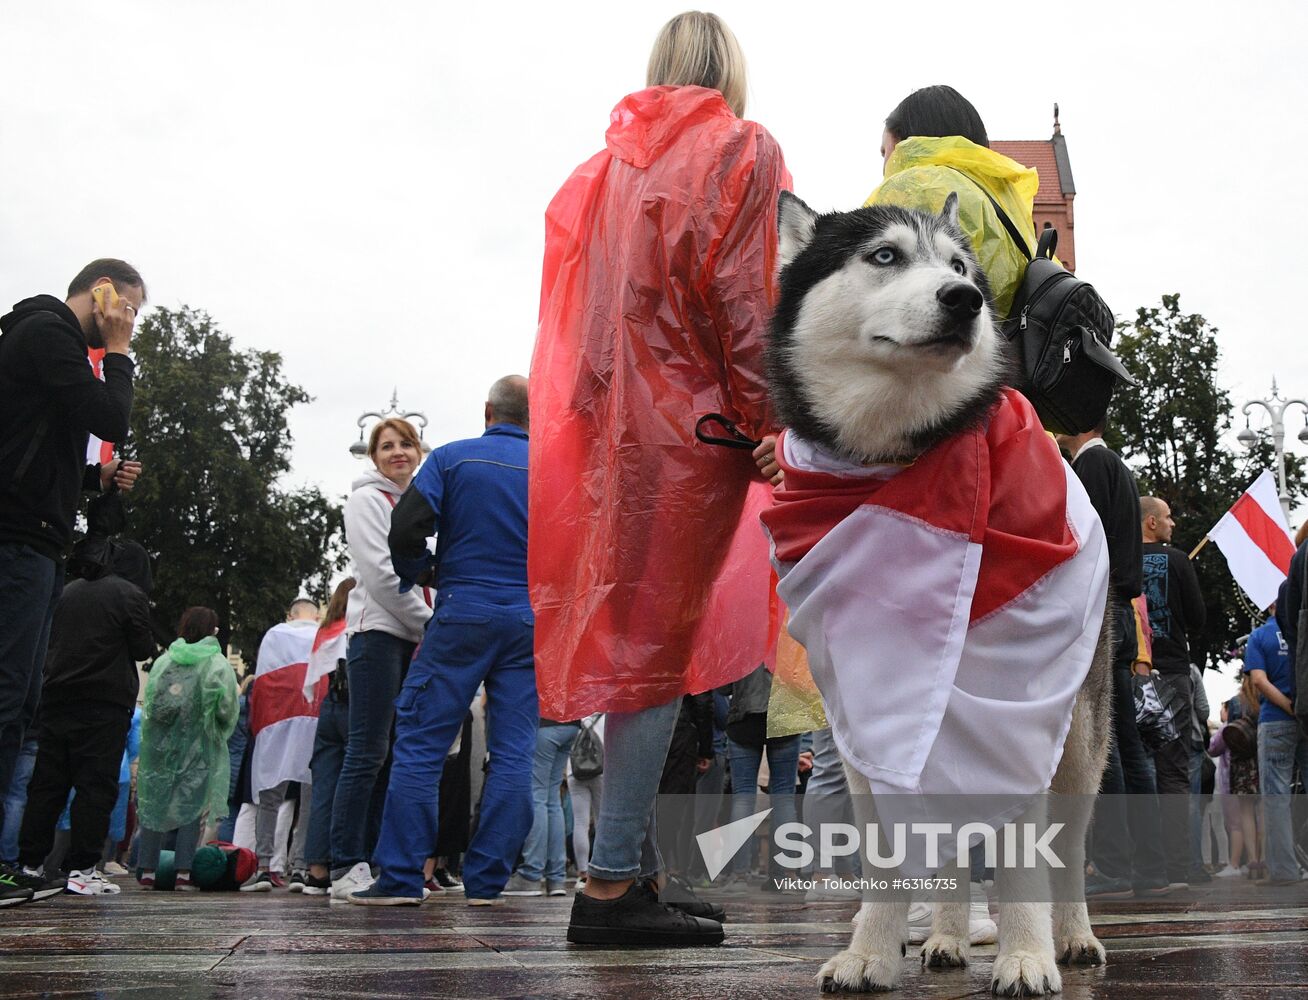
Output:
[0, 259, 145, 905]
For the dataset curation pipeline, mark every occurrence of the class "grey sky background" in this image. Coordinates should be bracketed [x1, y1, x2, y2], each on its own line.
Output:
[3, 0, 1306, 540]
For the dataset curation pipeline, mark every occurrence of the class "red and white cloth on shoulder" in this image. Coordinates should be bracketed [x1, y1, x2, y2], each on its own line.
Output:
[760, 389, 1108, 802]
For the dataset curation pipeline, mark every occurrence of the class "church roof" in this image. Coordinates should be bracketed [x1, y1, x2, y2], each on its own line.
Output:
[991, 138, 1075, 206]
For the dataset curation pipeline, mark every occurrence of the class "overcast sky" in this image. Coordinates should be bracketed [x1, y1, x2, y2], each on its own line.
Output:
[3, 1, 1306, 535]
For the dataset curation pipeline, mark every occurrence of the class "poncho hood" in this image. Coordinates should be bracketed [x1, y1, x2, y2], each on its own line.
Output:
[168, 634, 222, 666]
[605, 86, 736, 169]
[350, 465, 406, 498]
[884, 135, 1038, 206]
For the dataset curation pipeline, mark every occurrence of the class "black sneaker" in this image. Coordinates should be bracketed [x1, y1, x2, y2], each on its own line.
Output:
[0, 864, 35, 908]
[432, 867, 463, 890]
[648, 874, 727, 923]
[3, 863, 65, 902]
[301, 873, 331, 896]
[567, 881, 724, 947]
[287, 871, 306, 893]
[1083, 873, 1134, 899]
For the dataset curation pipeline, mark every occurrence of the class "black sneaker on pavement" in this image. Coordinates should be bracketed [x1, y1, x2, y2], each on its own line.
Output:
[648, 873, 727, 923]
[288, 871, 306, 893]
[432, 867, 463, 890]
[301, 873, 331, 896]
[1083, 873, 1134, 899]
[567, 881, 724, 947]
[6, 864, 66, 901]
[0, 864, 35, 908]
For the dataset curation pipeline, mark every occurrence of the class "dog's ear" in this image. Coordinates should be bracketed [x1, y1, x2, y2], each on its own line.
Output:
[777, 191, 818, 270]
[940, 191, 960, 229]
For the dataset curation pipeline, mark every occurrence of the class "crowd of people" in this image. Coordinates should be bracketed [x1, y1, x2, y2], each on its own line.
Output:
[1, 10, 1304, 953]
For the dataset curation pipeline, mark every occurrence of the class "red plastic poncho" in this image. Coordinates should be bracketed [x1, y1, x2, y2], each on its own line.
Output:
[529, 86, 791, 720]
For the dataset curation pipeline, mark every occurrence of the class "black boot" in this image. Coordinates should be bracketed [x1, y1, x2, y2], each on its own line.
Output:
[567, 880, 724, 947]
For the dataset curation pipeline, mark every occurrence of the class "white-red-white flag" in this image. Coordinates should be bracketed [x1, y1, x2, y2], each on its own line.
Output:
[249, 621, 325, 795]
[760, 390, 1108, 808]
[1206, 470, 1295, 610]
[303, 618, 348, 701]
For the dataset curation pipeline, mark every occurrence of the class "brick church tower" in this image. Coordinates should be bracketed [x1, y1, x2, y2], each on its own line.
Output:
[992, 105, 1078, 272]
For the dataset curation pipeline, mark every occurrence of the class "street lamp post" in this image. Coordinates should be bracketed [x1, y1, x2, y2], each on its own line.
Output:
[1236, 378, 1308, 520]
[350, 389, 429, 458]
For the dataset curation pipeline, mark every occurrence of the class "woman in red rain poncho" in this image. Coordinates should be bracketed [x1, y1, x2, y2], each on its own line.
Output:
[530, 12, 789, 945]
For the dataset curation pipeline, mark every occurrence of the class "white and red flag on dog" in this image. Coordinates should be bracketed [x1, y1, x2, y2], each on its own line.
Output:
[248, 620, 326, 795]
[303, 618, 348, 700]
[760, 389, 1109, 805]
[1204, 470, 1295, 609]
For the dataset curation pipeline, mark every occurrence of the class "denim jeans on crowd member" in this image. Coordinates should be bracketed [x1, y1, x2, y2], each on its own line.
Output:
[304, 694, 348, 868]
[727, 732, 801, 877]
[569, 773, 601, 876]
[138, 819, 203, 874]
[516, 723, 581, 883]
[1259, 720, 1308, 881]
[1092, 602, 1169, 889]
[0, 738, 37, 862]
[372, 598, 538, 900]
[803, 727, 859, 878]
[587, 697, 681, 883]
[330, 630, 414, 874]
[0, 543, 63, 822]
[1189, 741, 1206, 875]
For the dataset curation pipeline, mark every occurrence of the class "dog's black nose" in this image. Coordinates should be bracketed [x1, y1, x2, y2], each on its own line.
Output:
[936, 281, 984, 318]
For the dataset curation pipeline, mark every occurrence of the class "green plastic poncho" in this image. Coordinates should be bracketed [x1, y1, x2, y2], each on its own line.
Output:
[865, 135, 1039, 318]
[137, 636, 239, 832]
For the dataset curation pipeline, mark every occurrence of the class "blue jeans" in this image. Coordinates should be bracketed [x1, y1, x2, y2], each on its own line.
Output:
[1258, 719, 1308, 880]
[330, 630, 414, 872]
[0, 543, 62, 825]
[373, 599, 538, 900]
[0, 738, 38, 862]
[516, 723, 580, 882]
[727, 733, 801, 875]
[803, 727, 859, 876]
[587, 697, 681, 882]
[304, 695, 348, 867]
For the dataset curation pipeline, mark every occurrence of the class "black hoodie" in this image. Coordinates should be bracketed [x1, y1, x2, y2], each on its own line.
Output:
[41, 541, 157, 711]
[0, 295, 135, 560]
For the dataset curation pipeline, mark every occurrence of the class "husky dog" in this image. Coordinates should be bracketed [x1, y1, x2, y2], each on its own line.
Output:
[766, 192, 1112, 996]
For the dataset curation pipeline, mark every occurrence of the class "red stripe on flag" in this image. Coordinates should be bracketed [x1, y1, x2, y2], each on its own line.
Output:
[1230, 492, 1295, 574]
[248, 662, 326, 737]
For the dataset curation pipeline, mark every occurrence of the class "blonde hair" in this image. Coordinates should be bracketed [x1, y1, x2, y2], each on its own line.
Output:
[647, 11, 747, 117]
[367, 417, 421, 458]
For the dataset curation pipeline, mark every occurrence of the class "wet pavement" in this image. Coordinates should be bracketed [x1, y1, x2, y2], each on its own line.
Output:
[1, 879, 1305, 998]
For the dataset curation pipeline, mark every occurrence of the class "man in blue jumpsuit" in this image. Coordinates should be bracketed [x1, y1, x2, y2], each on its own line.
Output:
[350, 375, 536, 905]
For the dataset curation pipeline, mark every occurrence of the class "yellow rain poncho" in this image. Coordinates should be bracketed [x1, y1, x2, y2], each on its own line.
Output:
[137, 636, 239, 832]
[865, 135, 1039, 318]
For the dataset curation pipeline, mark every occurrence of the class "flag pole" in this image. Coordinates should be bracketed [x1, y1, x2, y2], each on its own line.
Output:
[1189, 536, 1209, 560]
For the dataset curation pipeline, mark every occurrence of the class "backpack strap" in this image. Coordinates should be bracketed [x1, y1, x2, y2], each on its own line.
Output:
[947, 168, 1032, 261]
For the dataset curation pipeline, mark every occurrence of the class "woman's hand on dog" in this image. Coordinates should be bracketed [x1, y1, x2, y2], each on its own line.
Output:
[754, 435, 783, 486]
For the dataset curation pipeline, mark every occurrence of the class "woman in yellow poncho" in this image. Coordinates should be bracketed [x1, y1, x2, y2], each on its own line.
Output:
[866, 85, 1038, 319]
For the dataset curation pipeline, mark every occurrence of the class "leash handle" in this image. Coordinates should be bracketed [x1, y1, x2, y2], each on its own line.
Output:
[695, 413, 761, 451]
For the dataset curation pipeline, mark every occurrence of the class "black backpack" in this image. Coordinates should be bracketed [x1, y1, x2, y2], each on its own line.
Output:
[964, 176, 1136, 435]
[570, 716, 603, 780]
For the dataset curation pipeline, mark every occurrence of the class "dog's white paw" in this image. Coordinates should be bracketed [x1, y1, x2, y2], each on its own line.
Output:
[817, 949, 902, 993]
[920, 932, 969, 969]
[1054, 933, 1105, 967]
[991, 950, 1062, 996]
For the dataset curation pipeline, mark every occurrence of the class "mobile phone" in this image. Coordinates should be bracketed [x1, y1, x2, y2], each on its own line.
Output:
[91, 283, 120, 311]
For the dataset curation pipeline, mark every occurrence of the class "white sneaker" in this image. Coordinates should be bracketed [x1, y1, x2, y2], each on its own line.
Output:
[1213, 865, 1243, 878]
[905, 887, 996, 945]
[66, 868, 121, 895]
[102, 861, 129, 877]
[330, 862, 375, 902]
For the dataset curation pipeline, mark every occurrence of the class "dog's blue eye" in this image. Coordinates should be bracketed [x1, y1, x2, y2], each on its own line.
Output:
[868, 248, 897, 265]
[951, 259, 966, 276]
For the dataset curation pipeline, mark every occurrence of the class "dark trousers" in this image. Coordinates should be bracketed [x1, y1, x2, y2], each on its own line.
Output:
[1092, 603, 1168, 888]
[1151, 672, 1194, 882]
[18, 701, 132, 873]
[0, 543, 63, 841]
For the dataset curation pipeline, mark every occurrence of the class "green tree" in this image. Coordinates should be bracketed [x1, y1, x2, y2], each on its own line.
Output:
[1108, 294, 1306, 668]
[122, 306, 344, 657]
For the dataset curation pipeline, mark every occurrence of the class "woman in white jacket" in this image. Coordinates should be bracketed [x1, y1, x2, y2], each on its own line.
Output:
[328, 418, 432, 900]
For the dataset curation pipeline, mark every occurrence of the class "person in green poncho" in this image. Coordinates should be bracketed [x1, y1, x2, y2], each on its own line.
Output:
[136, 606, 239, 890]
